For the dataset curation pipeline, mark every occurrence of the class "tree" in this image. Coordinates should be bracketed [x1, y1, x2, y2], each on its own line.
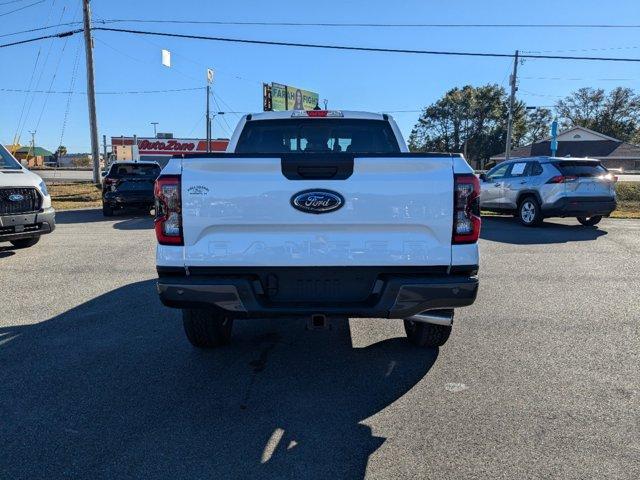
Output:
[57, 145, 67, 157]
[408, 84, 527, 165]
[524, 108, 553, 144]
[555, 87, 640, 142]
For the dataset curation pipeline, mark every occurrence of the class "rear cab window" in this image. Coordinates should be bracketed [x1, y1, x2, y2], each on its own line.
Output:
[108, 163, 161, 178]
[553, 161, 607, 177]
[235, 119, 401, 154]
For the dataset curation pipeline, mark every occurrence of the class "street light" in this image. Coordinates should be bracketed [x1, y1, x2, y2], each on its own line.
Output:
[209, 112, 225, 140]
[151, 122, 159, 137]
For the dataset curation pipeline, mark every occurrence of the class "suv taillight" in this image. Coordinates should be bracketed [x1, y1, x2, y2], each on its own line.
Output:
[103, 177, 117, 189]
[154, 175, 183, 245]
[546, 175, 578, 184]
[453, 174, 481, 244]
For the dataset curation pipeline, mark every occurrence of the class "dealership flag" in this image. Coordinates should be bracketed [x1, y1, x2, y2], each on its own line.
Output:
[161, 49, 171, 67]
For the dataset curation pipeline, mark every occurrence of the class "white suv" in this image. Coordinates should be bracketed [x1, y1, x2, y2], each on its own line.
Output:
[0, 144, 55, 248]
[480, 156, 617, 227]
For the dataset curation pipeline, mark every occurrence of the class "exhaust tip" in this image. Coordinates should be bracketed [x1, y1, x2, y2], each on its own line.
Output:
[407, 309, 454, 327]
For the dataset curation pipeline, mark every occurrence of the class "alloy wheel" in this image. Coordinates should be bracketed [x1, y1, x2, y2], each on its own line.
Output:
[521, 201, 536, 224]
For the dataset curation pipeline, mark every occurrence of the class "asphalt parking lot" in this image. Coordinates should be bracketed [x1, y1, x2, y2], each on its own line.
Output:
[1, 211, 638, 479]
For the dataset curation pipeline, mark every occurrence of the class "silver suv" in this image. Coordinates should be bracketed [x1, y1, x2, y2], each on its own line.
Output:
[479, 156, 617, 227]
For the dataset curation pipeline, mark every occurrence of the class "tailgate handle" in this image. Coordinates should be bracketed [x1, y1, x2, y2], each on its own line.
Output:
[297, 166, 338, 179]
[281, 153, 354, 180]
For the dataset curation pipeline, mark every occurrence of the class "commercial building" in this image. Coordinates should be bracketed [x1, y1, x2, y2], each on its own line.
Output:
[12, 146, 54, 168]
[491, 126, 640, 171]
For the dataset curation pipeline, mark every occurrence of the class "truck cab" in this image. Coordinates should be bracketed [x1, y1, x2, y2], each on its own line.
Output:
[154, 111, 480, 349]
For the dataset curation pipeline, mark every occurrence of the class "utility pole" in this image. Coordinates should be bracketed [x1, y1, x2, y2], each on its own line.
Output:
[82, 0, 101, 184]
[102, 134, 108, 168]
[206, 84, 211, 152]
[505, 49, 519, 161]
[28, 131, 36, 161]
[151, 122, 159, 137]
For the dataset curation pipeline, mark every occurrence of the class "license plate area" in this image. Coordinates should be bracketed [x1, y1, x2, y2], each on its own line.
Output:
[261, 268, 379, 304]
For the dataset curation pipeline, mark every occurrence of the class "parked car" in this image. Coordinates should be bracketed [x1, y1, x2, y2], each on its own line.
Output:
[479, 156, 617, 227]
[154, 110, 480, 349]
[102, 161, 161, 216]
[0, 144, 55, 248]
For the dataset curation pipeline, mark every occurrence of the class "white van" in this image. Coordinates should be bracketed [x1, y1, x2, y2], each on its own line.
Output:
[0, 144, 55, 249]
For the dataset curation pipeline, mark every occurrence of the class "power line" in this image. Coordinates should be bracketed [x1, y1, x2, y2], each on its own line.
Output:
[0, 0, 46, 17]
[91, 27, 640, 62]
[521, 76, 634, 81]
[0, 86, 206, 94]
[59, 38, 82, 150]
[34, 3, 79, 133]
[11, 0, 57, 148]
[17, 3, 75, 144]
[5, 26, 640, 63]
[96, 19, 640, 29]
[0, 21, 82, 38]
[0, 29, 80, 48]
[0, 0, 33, 5]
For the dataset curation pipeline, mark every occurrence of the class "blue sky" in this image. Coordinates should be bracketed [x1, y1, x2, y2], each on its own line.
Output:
[1, 0, 640, 152]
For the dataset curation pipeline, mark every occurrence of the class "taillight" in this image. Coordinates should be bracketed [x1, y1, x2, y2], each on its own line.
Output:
[154, 175, 183, 245]
[453, 174, 481, 244]
[103, 177, 117, 189]
[546, 175, 578, 184]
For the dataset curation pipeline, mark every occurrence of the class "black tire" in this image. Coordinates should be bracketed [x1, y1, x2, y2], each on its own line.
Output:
[403, 319, 452, 348]
[518, 196, 543, 227]
[10, 237, 40, 249]
[577, 215, 602, 226]
[182, 309, 234, 348]
[102, 204, 114, 217]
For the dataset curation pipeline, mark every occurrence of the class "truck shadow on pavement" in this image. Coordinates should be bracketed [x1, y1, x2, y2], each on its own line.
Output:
[0, 245, 16, 257]
[56, 208, 154, 230]
[0, 280, 437, 480]
[480, 216, 608, 244]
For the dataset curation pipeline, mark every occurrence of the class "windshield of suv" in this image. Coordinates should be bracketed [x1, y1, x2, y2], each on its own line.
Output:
[554, 161, 607, 177]
[236, 119, 401, 154]
[0, 144, 22, 170]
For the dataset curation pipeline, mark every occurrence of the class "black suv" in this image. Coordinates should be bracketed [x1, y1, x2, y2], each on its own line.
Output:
[102, 161, 161, 216]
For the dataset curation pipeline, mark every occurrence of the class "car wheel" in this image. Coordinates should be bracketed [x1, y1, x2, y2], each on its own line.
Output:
[577, 215, 602, 226]
[102, 204, 114, 217]
[182, 309, 234, 348]
[403, 319, 452, 348]
[518, 196, 542, 226]
[10, 237, 40, 249]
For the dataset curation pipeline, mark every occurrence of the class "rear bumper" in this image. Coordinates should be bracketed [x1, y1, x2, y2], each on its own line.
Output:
[103, 192, 154, 207]
[0, 207, 55, 241]
[156, 266, 479, 318]
[542, 196, 616, 217]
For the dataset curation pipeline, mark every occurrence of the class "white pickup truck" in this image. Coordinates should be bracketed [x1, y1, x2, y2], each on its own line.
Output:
[155, 110, 480, 349]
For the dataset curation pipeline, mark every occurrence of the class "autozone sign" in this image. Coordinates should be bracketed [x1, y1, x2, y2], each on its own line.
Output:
[137, 138, 229, 155]
[111, 137, 229, 156]
[139, 139, 196, 152]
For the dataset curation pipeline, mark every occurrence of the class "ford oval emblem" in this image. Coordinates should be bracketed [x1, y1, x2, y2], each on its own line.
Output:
[291, 189, 344, 214]
[8, 194, 25, 202]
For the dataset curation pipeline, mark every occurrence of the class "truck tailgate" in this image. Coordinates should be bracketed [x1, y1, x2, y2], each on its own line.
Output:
[180, 155, 454, 267]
